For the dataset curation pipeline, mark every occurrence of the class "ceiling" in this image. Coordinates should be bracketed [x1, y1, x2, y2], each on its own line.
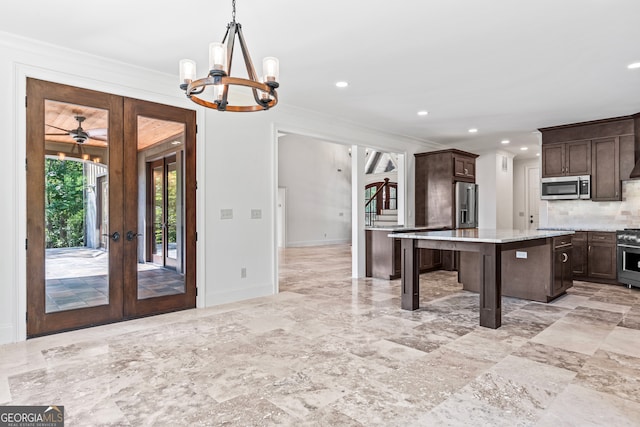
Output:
[44, 101, 185, 154]
[3, 0, 640, 159]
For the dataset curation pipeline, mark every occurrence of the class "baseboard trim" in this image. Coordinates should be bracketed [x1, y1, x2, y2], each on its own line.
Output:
[287, 239, 351, 248]
[205, 283, 274, 307]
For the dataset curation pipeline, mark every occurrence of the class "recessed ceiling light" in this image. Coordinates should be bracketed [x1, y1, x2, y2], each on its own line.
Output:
[417, 111, 429, 116]
[501, 139, 510, 144]
[468, 128, 478, 133]
[520, 147, 528, 151]
[628, 62, 640, 69]
[536, 153, 540, 156]
[335, 81, 349, 88]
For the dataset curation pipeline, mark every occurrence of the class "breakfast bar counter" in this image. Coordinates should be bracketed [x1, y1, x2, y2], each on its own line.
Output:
[391, 228, 574, 329]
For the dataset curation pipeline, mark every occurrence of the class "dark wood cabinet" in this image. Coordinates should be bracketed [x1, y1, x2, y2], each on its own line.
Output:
[570, 231, 617, 283]
[542, 141, 591, 177]
[453, 154, 476, 181]
[591, 137, 620, 201]
[571, 231, 588, 277]
[553, 237, 573, 297]
[419, 248, 442, 271]
[542, 143, 565, 177]
[415, 149, 478, 228]
[539, 115, 639, 201]
[587, 232, 617, 280]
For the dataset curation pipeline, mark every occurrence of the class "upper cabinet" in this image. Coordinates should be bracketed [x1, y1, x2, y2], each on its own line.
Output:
[541, 140, 591, 177]
[539, 114, 639, 201]
[453, 153, 476, 181]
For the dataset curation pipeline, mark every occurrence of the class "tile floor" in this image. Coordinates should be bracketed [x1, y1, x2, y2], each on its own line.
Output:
[2, 244, 640, 425]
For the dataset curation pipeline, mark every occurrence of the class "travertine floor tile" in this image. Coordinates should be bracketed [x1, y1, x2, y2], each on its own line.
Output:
[1, 244, 639, 426]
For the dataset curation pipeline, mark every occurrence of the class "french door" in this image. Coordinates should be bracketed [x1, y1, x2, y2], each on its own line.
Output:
[26, 78, 196, 337]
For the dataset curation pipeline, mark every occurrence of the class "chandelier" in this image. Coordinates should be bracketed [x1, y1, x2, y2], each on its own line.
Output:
[179, 0, 279, 112]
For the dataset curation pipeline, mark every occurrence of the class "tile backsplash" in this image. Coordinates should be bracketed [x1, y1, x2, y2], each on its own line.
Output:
[540, 180, 640, 230]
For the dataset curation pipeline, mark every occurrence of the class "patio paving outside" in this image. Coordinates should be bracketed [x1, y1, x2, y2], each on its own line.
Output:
[45, 247, 184, 313]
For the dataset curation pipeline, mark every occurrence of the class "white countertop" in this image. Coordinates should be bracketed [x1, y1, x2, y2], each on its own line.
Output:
[366, 226, 443, 232]
[391, 228, 574, 244]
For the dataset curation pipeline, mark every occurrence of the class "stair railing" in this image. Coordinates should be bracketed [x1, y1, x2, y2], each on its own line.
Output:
[365, 178, 390, 226]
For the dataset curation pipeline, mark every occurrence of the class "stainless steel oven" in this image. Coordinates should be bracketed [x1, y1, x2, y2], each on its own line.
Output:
[617, 229, 640, 288]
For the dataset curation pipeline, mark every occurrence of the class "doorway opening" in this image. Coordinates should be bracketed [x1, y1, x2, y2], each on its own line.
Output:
[275, 131, 405, 290]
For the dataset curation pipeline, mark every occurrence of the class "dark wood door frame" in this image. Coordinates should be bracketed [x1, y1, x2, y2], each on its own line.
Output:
[26, 78, 124, 336]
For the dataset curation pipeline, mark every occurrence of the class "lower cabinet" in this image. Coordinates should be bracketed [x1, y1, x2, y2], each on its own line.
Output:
[553, 237, 573, 297]
[571, 232, 588, 276]
[572, 231, 617, 282]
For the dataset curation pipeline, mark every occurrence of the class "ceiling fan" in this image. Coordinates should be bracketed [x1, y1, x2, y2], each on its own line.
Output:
[45, 115, 107, 144]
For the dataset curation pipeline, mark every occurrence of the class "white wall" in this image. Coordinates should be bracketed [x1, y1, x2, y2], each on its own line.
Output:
[0, 31, 441, 344]
[476, 150, 514, 229]
[278, 134, 352, 247]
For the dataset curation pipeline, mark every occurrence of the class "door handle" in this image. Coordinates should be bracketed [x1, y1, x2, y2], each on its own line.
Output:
[103, 232, 120, 242]
[126, 231, 142, 241]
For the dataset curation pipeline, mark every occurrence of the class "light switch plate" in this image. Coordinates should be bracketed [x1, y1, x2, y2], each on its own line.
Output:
[251, 209, 262, 219]
[221, 209, 233, 220]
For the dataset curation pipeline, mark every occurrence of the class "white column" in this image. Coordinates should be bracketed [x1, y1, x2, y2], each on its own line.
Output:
[396, 153, 406, 225]
[351, 145, 366, 278]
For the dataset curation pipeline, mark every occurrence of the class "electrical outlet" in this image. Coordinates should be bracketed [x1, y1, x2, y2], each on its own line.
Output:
[241, 267, 247, 278]
[220, 209, 233, 220]
[251, 209, 262, 219]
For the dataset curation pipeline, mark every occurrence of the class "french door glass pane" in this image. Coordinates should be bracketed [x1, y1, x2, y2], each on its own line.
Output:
[44, 100, 109, 313]
[137, 116, 186, 300]
[166, 162, 178, 261]
[153, 165, 164, 260]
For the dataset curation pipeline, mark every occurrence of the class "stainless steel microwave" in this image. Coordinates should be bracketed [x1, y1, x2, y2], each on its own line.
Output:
[541, 175, 590, 200]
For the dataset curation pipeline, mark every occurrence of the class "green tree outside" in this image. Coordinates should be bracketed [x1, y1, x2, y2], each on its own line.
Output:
[45, 158, 85, 248]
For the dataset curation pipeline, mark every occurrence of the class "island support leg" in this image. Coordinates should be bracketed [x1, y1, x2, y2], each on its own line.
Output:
[479, 244, 502, 328]
[401, 238, 419, 310]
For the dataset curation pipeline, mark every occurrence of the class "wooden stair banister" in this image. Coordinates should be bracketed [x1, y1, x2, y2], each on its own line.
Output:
[365, 178, 389, 208]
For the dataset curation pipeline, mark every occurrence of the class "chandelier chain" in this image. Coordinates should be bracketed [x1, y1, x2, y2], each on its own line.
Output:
[232, 0, 236, 22]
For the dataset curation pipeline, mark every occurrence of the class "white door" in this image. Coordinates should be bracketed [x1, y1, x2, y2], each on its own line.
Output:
[277, 187, 286, 247]
[527, 167, 540, 230]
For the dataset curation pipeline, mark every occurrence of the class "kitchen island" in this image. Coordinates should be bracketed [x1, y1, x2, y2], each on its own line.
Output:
[391, 228, 574, 329]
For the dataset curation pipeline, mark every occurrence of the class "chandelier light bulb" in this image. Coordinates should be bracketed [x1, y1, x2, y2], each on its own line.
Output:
[263, 57, 279, 83]
[209, 42, 227, 73]
[213, 84, 225, 102]
[179, 59, 197, 85]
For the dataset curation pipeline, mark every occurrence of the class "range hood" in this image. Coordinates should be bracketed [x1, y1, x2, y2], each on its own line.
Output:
[626, 113, 640, 179]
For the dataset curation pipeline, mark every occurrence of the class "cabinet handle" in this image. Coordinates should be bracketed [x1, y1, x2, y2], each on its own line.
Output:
[464, 168, 469, 175]
[588, 245, 591, 252]
[562, 253, 568, 263]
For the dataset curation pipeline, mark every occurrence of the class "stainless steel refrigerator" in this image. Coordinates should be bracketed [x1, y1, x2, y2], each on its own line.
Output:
[455, 182, 478, 228]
